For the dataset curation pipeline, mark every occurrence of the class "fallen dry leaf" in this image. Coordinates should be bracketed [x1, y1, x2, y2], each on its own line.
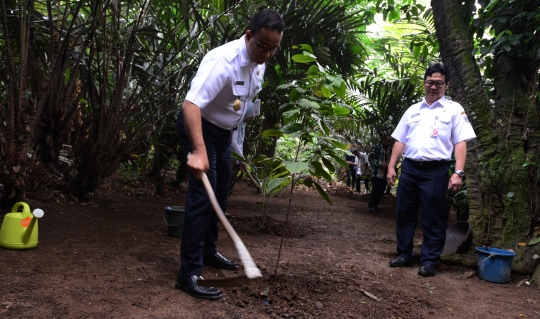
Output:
[363, 290, 381, 301]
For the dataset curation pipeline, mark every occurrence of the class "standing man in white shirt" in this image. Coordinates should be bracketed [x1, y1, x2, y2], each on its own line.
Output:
[386, 63, 476, 277]
[356, 147, 369, 194]
[175, 9, 284, 300]
[353, 149, 369, 194]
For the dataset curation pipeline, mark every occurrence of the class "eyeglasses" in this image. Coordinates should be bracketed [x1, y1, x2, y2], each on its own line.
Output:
[425, 81, 446, 88]
[253, 37, 280, 54]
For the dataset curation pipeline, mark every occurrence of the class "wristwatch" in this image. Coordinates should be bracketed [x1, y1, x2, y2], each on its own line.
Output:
[454, 170, 465, 177]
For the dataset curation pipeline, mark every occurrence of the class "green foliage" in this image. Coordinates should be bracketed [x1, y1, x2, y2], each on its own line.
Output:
[369, 2, 436, 66]
[248, 155, 292, 227]
[472, 0, 540, 62]
[446, 183, 470, 222]
[264, 45, 353, 202]
[342, 67, 423, 146]
[330, 1, 431, 146]
[529, 237, 540, 246]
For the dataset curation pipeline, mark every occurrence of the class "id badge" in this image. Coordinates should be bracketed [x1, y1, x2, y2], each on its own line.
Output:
[253, 99, 261, 116]
[430, 124, 439, 137]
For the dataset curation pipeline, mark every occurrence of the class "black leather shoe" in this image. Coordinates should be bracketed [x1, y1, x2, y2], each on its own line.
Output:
[418, 264, 436, 277]
[389, 256, 413, 267]
[203, 252, 239, 270]
[175, 275, 222, 300]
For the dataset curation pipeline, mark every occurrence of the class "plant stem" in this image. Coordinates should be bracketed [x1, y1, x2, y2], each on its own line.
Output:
[274, 141, 303, 276]
[274, 173, 297, 276]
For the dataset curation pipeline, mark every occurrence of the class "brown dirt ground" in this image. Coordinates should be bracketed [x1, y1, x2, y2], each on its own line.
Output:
[0, 176, 539, 319]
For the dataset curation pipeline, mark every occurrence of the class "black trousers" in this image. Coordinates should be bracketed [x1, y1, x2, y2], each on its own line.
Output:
[355, 174, 370, 192]
[346, 167, 356, 187]
[395, 158, 450, 265]
[176, 111, 232, 277]
[369, 177, 386, 209]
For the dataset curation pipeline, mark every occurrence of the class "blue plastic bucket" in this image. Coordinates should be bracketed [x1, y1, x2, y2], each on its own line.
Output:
[475, 247, 516, 283]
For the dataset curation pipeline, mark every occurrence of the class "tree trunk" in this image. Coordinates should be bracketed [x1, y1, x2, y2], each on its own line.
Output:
[432, 0, 540, 275]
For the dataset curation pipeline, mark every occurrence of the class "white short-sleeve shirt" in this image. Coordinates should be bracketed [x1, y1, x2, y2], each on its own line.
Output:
[391, 96, 476, 161]
[185, 35, 265, 130]
[355, 152, 369, 175]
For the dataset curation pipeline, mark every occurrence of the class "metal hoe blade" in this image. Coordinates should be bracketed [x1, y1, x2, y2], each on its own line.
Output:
[197, 275, 253, 288]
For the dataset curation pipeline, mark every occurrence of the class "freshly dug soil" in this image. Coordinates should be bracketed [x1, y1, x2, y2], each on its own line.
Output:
[0, 177, 538, 318]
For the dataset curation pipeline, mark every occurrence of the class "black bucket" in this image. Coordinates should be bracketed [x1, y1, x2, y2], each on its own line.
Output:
[164, 206, 185, 237]
[442, 221, 472, 254]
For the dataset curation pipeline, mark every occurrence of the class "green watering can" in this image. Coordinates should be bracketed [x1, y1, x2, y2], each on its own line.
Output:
[0, 202, 44, 249]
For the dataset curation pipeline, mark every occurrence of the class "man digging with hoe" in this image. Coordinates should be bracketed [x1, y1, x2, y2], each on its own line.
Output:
[174, 10, 285, 300]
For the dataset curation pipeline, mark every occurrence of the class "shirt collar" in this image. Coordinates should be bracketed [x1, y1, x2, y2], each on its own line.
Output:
[420, 95, 448, 109]
[238, 35, 256, 67]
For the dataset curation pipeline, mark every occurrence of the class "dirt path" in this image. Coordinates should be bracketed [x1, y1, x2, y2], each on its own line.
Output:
[0, 178, 538, 318]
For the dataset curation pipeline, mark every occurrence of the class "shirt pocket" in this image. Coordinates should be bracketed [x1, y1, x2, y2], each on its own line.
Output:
[437, 114, 453, 134]
[232, 84, 249, 98]
[406, 115, 422, 129]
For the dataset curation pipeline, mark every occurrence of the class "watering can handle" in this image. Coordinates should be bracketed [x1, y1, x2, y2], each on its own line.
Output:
[11, 202, 33, 218]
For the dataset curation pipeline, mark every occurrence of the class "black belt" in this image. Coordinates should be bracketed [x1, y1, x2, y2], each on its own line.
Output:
[179, 109, 233, 133]
[404, 158, 452, 167]
[201, 117, 232, 133]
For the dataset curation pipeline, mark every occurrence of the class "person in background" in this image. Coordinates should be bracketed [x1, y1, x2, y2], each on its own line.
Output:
[386, 62, 476, 277]
[353, 149, 369, 194]
[175, 9, 284, 300]
[368, 134, 393, 212]
[345, 143, 357, 189]
[360, 146, 371, 194]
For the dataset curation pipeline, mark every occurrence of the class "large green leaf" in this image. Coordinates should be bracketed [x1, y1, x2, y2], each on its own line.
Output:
[281, 123, 306, 134]
[333, 106, 350, 116]
[298, 98, 320, 110]
[276, 83, 296, 91]
[324, 138, 348, 150]
[307, 65, 320, 75]
[282, 108, 301, 121]
[321, 157, 335, 173]
[267, 177, 290, 193]
[319, 120, 331, 135]
[310, 161, 332, 182]
[334, 81, 347, 99]
[321, 84, 333, 98]
[284, 161, 309, 174]
[293, 44, 314, 54]
[262, 129, 284, 137]
[313, 182, 332, 205]
[292, 54, 316, 64]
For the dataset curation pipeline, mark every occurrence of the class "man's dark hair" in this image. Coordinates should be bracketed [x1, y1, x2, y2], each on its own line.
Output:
[247, 9, 285, 35]
[424, 62, 451, 83]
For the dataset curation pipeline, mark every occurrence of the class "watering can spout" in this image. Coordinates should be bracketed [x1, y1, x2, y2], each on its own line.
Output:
[22, 209, 45, 244]
[0, 202, 44, 250]
[22, 218, 37, 244]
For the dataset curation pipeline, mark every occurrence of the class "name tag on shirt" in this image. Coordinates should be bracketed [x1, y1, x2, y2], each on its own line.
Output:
[253, 99, 261, 116]
[430, 125, 439, 137]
